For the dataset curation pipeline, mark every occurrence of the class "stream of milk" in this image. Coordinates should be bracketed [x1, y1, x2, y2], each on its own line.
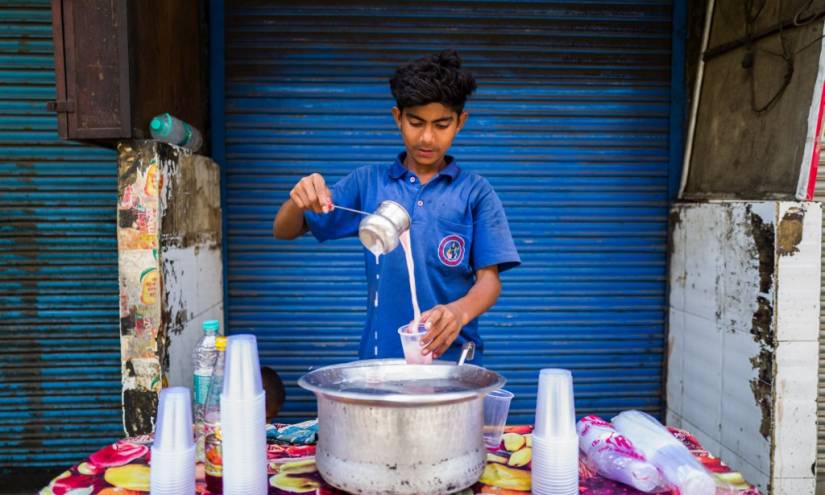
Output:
[399, 230, 421, 333]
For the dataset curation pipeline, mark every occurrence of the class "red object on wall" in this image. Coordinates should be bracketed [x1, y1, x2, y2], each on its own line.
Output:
[806, 82, 825, 200]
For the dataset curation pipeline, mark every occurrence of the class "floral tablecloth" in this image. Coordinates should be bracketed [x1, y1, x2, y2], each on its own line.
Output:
[41, 425, 761, 495]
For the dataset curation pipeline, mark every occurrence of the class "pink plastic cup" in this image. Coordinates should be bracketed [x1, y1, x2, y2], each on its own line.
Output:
[397, 323, 433, 365]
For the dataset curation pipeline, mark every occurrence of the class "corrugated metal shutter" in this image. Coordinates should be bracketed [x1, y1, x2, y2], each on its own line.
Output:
[815, 147, 825, 493]
[225, 1, 672, 424]
[0, 0, 122, 478]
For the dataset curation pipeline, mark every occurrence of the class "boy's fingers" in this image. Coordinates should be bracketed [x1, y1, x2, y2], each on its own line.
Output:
[310, 174, 333, 212]
[425, 307, 445, 328]
[425, 329, 450, 356]
[421, 309, 445, 345]
[305, 186, 318, 206]
[291, 189, 307, 209]
[310, 173, 327, 190]
[423, 318, 450, 354]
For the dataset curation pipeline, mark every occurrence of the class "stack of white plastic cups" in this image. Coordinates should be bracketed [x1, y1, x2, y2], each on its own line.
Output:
[220, 335, 268, 495]
[531, 369, 579, 495]
[150, 387, 196, 495]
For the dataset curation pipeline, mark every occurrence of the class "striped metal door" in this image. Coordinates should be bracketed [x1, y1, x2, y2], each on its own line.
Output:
[0, 0, 122, 481]
[224, 1, 674, 424]
[815, 148, 825, 494]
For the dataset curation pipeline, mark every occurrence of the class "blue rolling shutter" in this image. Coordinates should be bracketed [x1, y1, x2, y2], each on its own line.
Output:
[225, 1, 672, 424]
[0, 0, 122, 479]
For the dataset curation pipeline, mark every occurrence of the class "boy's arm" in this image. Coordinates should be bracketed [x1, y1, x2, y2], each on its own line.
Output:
[273, 199, 309, 240]
[273, 173, 332, 240]
[420, 265, 501, 358]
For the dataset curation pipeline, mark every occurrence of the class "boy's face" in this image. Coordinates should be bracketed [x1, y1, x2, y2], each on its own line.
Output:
[392, 102, 468, 170]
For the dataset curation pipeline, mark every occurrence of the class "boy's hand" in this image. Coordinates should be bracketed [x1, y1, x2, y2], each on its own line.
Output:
[290, 173, 332, 214]
[420, 303, 465, 358]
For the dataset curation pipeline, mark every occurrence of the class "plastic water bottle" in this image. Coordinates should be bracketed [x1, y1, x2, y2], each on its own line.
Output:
[204, 336, 226, 494]
[577, 415, 663, 493]
[193, 320, 220, 461]
[149, 112, 203, 152]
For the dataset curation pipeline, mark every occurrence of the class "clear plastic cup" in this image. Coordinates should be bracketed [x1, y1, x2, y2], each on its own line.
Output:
[531, 431, 579, 493]
[150, 446, 196, 494]
[220, 388, 268, 494]
[151, 388, 196, 494]
[532, 479, 578, 495]
[223, 334, 263, 400]
[397, 323, 433, 365]
[532, 447, 579, 466]
[482, 389, 514, 448]
[153, 387, 194, 451]
[534, 368, 576, 439]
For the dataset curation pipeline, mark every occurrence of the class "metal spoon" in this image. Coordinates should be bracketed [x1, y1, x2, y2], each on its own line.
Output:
[331, 204, 371, 216]
[457, 342, 475, 366]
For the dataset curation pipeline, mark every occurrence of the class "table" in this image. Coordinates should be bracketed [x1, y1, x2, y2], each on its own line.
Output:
[41, 425, 762, 495]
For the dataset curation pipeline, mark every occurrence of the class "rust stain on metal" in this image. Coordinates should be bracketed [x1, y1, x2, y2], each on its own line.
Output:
[747, 207, 775, 440]
[776, 207, 804, 256]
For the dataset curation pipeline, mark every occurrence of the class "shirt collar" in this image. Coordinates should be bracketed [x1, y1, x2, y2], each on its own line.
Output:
[390, 152, 460, 181]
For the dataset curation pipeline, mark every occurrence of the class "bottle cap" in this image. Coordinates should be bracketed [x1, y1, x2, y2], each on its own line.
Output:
[149, 113, 173, 137]
[202, 320, 220, 333]
[215, 336, 227, 351]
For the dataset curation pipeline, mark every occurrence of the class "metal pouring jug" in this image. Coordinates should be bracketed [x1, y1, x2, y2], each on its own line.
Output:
[358, 200, 411, 255]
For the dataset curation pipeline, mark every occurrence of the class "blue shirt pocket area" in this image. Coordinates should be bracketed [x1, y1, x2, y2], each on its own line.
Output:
[428, 217, 474, 279]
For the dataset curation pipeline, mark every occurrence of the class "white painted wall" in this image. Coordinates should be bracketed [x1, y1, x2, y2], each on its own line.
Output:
[163, 245, 224, 388]
[668, 201, 821, 495]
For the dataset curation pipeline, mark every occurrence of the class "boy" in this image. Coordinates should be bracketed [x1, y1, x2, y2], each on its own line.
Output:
[273, 50, 520, 364]
[261, 366, 286, 422]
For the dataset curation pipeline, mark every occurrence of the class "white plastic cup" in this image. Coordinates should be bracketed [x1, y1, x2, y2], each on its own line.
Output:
[223, 334, 264, 400]
[534, 368, 576, 439]
[483, 389, 514, 448]
[218, 335, 268, 494]
[150, 446, 196, 495]
[151, 387, 196, 494]
[221, 391, 267, 494]
[397, 323, 433, 365]
[153, 387, 194, 451]
[531, 434, 579, 495]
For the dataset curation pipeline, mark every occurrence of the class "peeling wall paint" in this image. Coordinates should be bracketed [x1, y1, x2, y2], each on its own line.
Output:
[668, 201, 821, 495]
[746, 206, 776, 441]
[117, 141, 223, 434]
[777, 208, 805, 256]
[117, 142, 164, 436]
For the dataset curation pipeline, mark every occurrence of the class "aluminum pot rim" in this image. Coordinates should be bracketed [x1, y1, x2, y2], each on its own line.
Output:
[298, 358, 505, 406]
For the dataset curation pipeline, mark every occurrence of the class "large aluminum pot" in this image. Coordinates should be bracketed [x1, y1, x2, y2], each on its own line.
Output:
[298, 359, 505, 495]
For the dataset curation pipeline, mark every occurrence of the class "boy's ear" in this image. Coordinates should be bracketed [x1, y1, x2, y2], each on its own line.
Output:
[456, 111, 469, 132]
[391, 107, 403, 129]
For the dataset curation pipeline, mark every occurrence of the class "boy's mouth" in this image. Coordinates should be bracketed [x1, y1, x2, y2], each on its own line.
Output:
[416, 148, 436, 158]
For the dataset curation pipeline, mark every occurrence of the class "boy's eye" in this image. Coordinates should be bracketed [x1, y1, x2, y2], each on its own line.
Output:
[410, 122, 424, 127]
[436, 124, 449, 130]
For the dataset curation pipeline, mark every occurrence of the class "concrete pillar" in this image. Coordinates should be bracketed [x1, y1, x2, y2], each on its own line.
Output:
[668, 201, 821, 494]
[116, 141, 224, 436]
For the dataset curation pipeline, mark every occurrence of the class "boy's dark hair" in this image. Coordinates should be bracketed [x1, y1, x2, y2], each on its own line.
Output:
[389, 50, 477, 115]
[261, 366, 286, 422]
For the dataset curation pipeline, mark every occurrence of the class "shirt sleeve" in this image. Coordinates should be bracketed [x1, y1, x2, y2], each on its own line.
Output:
[471, 179, 521, 273]
[304, 169, 363, 242]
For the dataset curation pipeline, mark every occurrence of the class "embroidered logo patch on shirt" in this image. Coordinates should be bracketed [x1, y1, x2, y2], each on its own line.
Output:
[438, 234, 465, 266]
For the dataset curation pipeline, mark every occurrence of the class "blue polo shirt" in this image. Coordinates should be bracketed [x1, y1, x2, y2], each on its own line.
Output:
[305, 153, 520, 364]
